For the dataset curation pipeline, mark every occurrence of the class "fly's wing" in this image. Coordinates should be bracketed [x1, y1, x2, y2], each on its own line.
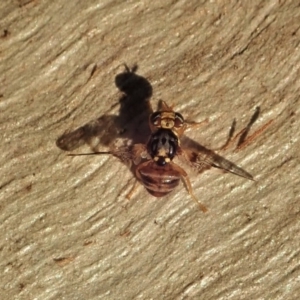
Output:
[110, 142, 149, 168]
[178, 146, 253, 180]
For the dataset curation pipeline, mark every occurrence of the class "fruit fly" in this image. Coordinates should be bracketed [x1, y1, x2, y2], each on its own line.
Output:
[68, 101, 253, 212]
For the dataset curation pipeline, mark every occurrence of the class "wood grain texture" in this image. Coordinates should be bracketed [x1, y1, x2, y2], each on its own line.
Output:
[0, 0, 299, 299]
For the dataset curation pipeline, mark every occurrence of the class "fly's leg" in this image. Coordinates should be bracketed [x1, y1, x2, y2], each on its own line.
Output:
[236, 119, 274, 151]
[126, 180, 140, 200]
[181, 175, 208, 213]
[124, 144, 149, 199]
[171, 162, 208, 213]
[185, 118, 209, 131]
[220, 106, 273, 152]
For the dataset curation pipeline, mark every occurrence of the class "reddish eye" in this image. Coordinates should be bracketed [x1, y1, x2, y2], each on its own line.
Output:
[174, 113, 184, 127]
[150, 112, 162, 126]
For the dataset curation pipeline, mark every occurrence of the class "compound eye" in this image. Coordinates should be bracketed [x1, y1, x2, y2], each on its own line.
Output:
[150, 112, 161, 127]
[174, 112, 184, 128]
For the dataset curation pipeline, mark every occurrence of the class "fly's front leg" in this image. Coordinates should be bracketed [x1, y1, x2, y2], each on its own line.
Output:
[185, 118, 209, 131]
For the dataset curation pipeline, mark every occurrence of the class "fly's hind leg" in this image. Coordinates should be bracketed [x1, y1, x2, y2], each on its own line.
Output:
[181, 175, 208, 213]
[124, 144, 149, 200]
[126, 179, 140, 200]
[171, 162, 208, 213]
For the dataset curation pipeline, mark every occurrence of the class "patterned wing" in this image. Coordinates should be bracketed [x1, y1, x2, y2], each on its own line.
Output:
[179, 146, 253, 180]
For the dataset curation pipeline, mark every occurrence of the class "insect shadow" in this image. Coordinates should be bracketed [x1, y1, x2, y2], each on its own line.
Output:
[237, 106, 260, 147]
[56, 64, 153, 152]
[220, 106, 260, 151]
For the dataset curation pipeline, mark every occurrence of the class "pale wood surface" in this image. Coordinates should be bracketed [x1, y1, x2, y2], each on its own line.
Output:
[0, 1, 299, 299]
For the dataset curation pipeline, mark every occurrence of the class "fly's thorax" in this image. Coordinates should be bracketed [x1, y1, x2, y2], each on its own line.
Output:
[147, 128, 179, 166]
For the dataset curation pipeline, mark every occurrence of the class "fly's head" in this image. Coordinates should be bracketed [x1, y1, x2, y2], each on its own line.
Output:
[149, 101, 186, 137]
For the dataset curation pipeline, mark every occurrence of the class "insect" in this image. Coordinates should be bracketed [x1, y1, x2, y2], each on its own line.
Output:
[68, 101, 253, 212]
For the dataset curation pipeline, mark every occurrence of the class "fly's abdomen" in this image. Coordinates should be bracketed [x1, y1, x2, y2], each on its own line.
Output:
[137, 162, 181, 197]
